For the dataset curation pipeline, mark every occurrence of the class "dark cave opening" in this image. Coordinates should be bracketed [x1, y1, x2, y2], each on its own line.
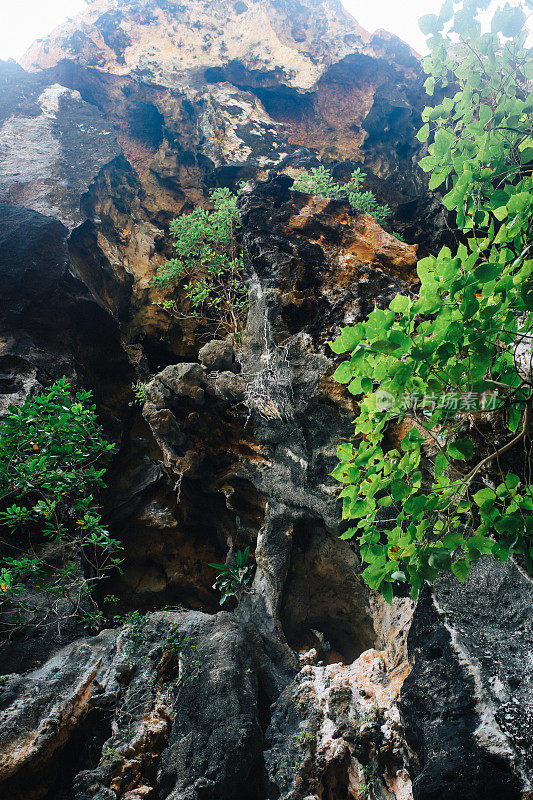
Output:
[224, 681, 272, 800]
[128, 102, 165, 149]
[204, 59, 286, 89]
[141, 334, 187, 373]
[102, 473, 233, 617]
[47, 706, 114, 800]
[0, 704, 114, 800]
[280, 519, 376, 664]
[101, 423, 265, 619]
[319, 751, 353, 800]
[0, 356, 27, 395]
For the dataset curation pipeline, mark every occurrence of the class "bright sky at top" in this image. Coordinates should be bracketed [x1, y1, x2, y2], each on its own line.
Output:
[0, 0, 530, 62]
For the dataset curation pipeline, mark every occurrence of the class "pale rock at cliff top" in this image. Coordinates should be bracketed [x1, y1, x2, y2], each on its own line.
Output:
[21, 0, 370, 90]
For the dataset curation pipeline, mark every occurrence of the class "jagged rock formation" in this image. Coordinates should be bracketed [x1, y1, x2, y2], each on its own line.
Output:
[0, 1, 532, 799]
[402, 559, 533, 800]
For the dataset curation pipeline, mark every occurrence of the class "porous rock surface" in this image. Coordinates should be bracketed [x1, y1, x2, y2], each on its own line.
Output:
[0, 1, 532, 799]
[402, 558, 533, 800]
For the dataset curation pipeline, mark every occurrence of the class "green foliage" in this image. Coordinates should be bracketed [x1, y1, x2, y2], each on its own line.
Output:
[331, 0, 533, 601]
[0, 378, 120, 628]
[293, 166, 391, 225]
[359, 764, 376, 799]
[355, 700, 379, 727]
[208, 547, 254, 605]
[101, 614, 201, 760]
[293, 728, 316, 747]
[152, 187, 248, 333]
[131, 380, 149, 405]
[114, 612, 201, 696]
[116, 609, 152, 664]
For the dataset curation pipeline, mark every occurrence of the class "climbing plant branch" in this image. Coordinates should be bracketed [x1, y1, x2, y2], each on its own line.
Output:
[330, 0, 533, 601]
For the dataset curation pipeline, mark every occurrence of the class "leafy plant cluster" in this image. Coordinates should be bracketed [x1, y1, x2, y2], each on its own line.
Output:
[131, 380, 149, 406]
[115, 612, 200, 684]
[0, 378, 121, 628]
[359, 764, 376, 800]
[116, 609, 152, 664]
[331, 0, 533, 601]
[208, 546, 254, 605]
[152, 187, 248, 334]
[101, 614, 201, 760]
[355, 700, 379, 727]
[293, 728, 316, 747]
[293, 166, 391, 225]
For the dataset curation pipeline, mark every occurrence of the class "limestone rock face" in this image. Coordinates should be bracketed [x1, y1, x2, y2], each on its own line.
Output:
[401, 558, 533, 800]
[0, 1, 532, 799]
[0, 64, 120, 229]
[0, 611, 287, 800]
[16, 0, 430, 216]
[21, 0, 369, 90]
[265, 644, 414, 800]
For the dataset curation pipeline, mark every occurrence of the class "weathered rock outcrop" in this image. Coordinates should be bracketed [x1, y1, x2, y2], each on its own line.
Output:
[14, 0, 441, 243]
[0, 1, 532, 799]
[402, 558, 533, 800]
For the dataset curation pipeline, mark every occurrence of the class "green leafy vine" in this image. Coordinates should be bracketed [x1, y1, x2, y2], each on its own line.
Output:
[331, 0, 533, 601]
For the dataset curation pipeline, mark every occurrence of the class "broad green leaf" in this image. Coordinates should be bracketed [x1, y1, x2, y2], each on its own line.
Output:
[451, 559, 470, 582]
[340, 325, 363, 351]
[493, 206, 508, 221]
[389, 294, 411, 314]
[429, 550, 451, 570]
[417, 123, 430, 142]
[391, 480, 412, 501]
[328, 336, 348, 354]
[424, 77, 436, 96]
[447, 438, 474, 461]
[381, 581, 393, 604]
[473, 488, 496, 508]
[419, 13, 440, 34]
[491, 6, 526, 37]
[332, 361, 352, 384]
[438, 0, 453, 22]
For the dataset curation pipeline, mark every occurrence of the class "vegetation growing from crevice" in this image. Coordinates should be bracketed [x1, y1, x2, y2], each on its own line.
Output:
[331, 0, 533, 601]
[100, 613, 201, 762]
[0, 378, 121, 631]
[131, 380, 150, 405]
[152, 187, 248, 335]
[358, 764, 376, 799]
[208, 547, 254, 605]
[293, 166, 391, 225]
